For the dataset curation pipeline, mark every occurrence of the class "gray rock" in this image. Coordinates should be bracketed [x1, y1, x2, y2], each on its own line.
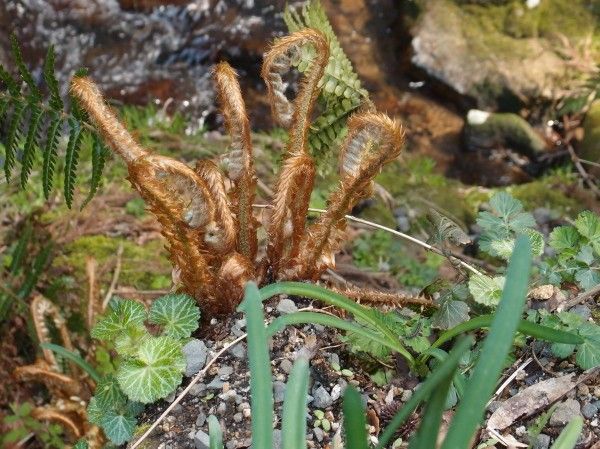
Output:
[313, 427, 324, 442]
[207, 376, 225, 390]
[231, 343, 247, 360]
[330, 384, 342, 402]
[276, 298, 298, 314]
[550, 399, 582, 426]
[219, 390, 238, 402]
[312, 386, 333, 409]
[531, 434, 551, 449]
[328, 353, 340, 368]
[194, 430, 210, 449]
[217, 402, 227, 414]
[274, 381, 286, 403]
[570, 305, 591, 321]
[582, 402, 598, 419]
[279, 359, 293, 374]
[218, 365, 234, 378]
[401, 389, 413, 402]
[196, 411, 207, 426]
[189, 383, 207, 396]
[183, 339, 208, 376]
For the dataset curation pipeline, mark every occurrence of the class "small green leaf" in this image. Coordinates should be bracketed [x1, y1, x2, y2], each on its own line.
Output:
[550, 226, 580, 253]
[550, 343, 576, 359]
[575, 211, 600, 254]
[100, 409, 136, 445]
[73, 440, 88, 449]
[86, 397, 103, 426]
[116, 336, 186, 403]
[149, 293, 200, 339]
[91, 298, 146, 341]
[94, 376, 127, 408]
[432, 299, 470, 330]
[574, 268, 600, 290]
[575, 245, 595, 265]
[468, 274, 505, 306]
[575, 323, 600, 369]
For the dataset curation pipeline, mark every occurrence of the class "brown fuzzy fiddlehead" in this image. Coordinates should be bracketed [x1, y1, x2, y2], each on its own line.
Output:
[295, 113, 404, 279]
[213, 62, 258, 261]
[262, 29, 329, 276]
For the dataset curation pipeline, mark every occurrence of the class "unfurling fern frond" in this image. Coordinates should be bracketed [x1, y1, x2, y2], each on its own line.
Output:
[0, 35, 108, 207]
[283, 0, 371, 155]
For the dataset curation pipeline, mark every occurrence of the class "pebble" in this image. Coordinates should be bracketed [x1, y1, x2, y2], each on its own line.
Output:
[280, 359, 293, 374]
[218, 365, 234, 378]
[515, 425, 526, 436]
[207, 376, 225, 390]
[570, 305, 591, 320]
[550, 399, 582, 426]
[233, 412, 243, 423]
[217, 402, 227, 414]
[196, 411, 207, 427]
[487, 401, 502, 414]
[219, 390, 238, 402]
[578, 384, 590, 397]
[330, 384, 342, 402]
[189, 383, 207, 396]
[165, 392, 176, 403]
[194, 430, 210, 449]
[313, 428, 324, 443]
[230, 343, 247, 360]
[582, 402, 598, 419]
[277, 298, 298, 314]
[184, 339, 208, 376]
[274, 381, 286, 403]
[329, 353, 340, 367]
[312, 386, 334, 408]
[401, 389, 413, 402]
[532, 434, 551, 449]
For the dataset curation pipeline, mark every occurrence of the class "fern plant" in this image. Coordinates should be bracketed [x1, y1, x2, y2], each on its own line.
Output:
[283, 0, 371, 157]
[0, 35, 109, 208]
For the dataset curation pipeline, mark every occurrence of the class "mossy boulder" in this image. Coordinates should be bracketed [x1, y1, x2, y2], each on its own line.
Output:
[410, 0, 598, 109]
[463, 110, 547, 158]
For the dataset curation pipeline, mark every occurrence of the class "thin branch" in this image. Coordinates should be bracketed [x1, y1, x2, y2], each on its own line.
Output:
[101, 242, 123, 311]
[252, 204, 483, 276]
[129, 333, 248, 449]
[560, 282, 600, 311]
[566, 142, 600, 197]
[579, 158, 600, 169]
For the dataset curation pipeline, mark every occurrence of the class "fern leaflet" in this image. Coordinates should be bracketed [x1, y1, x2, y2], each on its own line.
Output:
[20, 104, 43, 188]
[64, 118, 83, 208]
[82, 135, 109, 208]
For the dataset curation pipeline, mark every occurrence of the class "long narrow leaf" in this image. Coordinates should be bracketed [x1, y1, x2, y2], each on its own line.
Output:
[237, 282, 273, 449]
[5, 102, 25, 180]
[42, 115, 62, 199]
[408, 374, 453, 449]
[281, 357, 310, 449]
[17, 242, 52, 300]
[260, 282, 414, 366]
[208, 415, 224, 449]
[42, 45, 63, 112]
[81, 134, 109, 208]
[39, 342, 101, 382]
[9, 222, 32, 275]
[343, 386, 368, 449]
[376, 336, 474, 449]
[441, 236, 532, 449]
[20, 105, 43, 188]
[64, 118, 83, 208]
[549, 417, 583, 449]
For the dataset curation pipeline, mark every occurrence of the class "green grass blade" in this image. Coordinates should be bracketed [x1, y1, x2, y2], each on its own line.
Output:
[376, 336, 473, 449]
[39, 342, 101, 383]
[266, 311, 411, 361]
[42, 114, 62, 199]
[81, 134, 109, 208]
[20, 105, 43, 188]
[42, 45, 64, 112]
[441, 236, 532, 449]
[549, 417, 583, 449]
[208, 415, 224, 449]
[64, 118, 83, 208]
[408, 374, 453, 449]
[260, 282, 414, 366]
[237, 282, 273, 449]
[281, 357, 309, 449]
[343, 386, 368, 449]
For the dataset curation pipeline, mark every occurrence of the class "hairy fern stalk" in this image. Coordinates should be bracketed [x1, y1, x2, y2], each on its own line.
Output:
[0, 35, 109, 208]
[71, 25, 414, 317]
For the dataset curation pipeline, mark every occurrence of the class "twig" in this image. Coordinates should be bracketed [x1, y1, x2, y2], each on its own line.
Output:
[488, 357, 532, 405]
[85, 257, 98, 329]
[102, 243, 124, 311]
[566, 143, 600, 197]
[560, 282, 600, 311]
[129, 333, 248, 449]
[579, 158, 600, 169]
[252, 204, 484, 276]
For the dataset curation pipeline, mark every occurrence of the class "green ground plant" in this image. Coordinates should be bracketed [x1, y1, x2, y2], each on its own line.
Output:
[1, 402, 65, 449]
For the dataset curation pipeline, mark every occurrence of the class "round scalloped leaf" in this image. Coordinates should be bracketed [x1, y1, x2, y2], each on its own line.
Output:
[91, 298, 146, 341]
[116, 336, 186, 403]
[432, 299, 470, 330]
[576, 323, 600, 370]
[100, 409, 136, 445]
[149, 293, 200, 339]
[94, 376, 126, 409]
[468, 274, 505, 307]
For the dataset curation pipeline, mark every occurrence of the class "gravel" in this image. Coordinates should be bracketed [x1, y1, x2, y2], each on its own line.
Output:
[550, 399, 582, 426]
[276, 298, 298, 314]
[194, 429, 210, 449]
[582, 402, 599, 419]
[532, 434, 551, 449]
[183, 339, 209, 376]
[273, 381, 286, 403]
[312, 386, 333, 408]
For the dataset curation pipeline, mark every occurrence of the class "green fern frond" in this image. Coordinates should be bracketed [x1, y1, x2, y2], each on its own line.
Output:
[0, 36, 106, 207]
[283, 0, 370, 155]
[82, 135, 110, 209]
[64, 118, 83, 208]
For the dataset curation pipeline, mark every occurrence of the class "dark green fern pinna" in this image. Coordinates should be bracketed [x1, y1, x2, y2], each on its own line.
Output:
[0, 35, 108, 208]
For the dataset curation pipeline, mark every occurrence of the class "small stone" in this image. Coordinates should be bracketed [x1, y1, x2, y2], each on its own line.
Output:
[233, 412, 243, 423]
[570, 305, 591, 320]
[487, 401, 502, 414]
[194, 430, 210, 449]
[231, 343, 247, 360]
[165, 392, 176, 403]
[312, 386, 333, 408]
[184, 339, 208, 376]
[242, 408, 252, 418]
[219, 390, 237, 402]
[515, 425, 526, 436]
[330, 384, 342, 402]
[274, 381, 286, 403]
[594, 387, 600, 398]
[550, 399, 582, 426]
[236, 318, 247, 329]
[207, 376, 225, 390]
[582, 402, 598, 419]
[218, 365, 234, 378]
[196, 411, 207, 426]
[277, 298, 298, 314]
[313, 428, 324, 442]
[329, 353, 340, 367]
[532, 434, 551, 449]
[217, 402, 227, 414]
[280, 359, 293, 374]
[189, 383, 207, 396]
[578, 384, 590, 397]
[401, 389, 413, 402]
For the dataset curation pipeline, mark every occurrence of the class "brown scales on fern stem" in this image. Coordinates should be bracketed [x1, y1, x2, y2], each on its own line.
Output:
[332, 286, 437, 309]
[71, 28, 412, 316]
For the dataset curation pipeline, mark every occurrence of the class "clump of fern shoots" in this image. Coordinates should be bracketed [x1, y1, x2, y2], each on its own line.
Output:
[0, 35, 109, 208]
[70, 27, 418, 317]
